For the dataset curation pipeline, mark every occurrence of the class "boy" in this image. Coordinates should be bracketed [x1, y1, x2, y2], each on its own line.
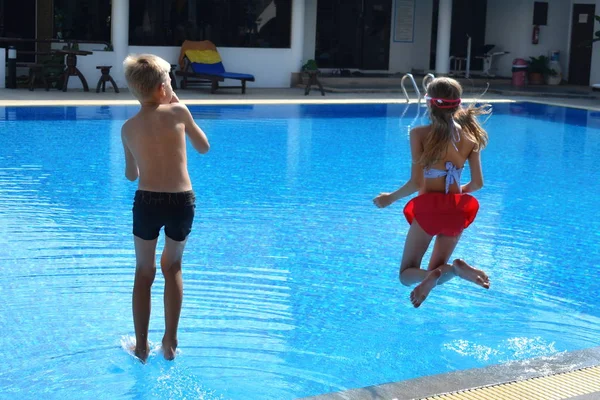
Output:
[122, 54, 210, 362]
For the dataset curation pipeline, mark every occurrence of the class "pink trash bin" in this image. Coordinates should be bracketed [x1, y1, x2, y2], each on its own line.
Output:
[512, 58, 528, 87]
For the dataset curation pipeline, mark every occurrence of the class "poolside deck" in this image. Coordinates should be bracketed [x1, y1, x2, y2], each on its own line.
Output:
[1, 86, 600, 111]
[1, 86, 599, 400]
[300, 346, 600, 400]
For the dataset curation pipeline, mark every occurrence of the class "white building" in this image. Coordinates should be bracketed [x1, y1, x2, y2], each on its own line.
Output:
[3, 0, 600, 90]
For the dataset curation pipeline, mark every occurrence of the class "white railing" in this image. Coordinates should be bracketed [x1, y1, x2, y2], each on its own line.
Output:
[422, 73, 435, 93]
[401, 73, 421, 104]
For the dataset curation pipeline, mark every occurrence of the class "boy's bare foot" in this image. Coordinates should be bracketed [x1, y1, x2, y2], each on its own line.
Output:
[162, 337, 178, 361]
[453, 259, 490, 289]
[132, 343, 150, 363]
[410, 268, 442, 308]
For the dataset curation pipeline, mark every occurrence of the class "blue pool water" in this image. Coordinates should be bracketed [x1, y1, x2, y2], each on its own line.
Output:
[0, 102, 599, 399]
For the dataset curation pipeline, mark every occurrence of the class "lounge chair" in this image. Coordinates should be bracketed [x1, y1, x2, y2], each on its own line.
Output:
[176, 40, 255, 94]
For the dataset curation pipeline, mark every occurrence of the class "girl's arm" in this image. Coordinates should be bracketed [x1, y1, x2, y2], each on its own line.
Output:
[461, 150, 484, 193]
[373, 128, 424, 208]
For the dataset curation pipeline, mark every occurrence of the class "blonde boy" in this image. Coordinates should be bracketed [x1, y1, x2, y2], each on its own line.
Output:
[122, 54, 209, 362]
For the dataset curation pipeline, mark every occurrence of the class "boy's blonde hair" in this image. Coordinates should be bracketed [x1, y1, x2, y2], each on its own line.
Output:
[123, 54, 171, 99]
[421, 77, 490, 168]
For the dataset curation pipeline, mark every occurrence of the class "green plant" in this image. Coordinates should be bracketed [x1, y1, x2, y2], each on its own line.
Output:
[528, 55, 554, 75]
[301, 59, 318, 72]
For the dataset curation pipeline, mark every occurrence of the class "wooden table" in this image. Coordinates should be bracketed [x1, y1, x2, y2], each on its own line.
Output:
[54, 49, 93, 92]
[304, 70, 325, 96]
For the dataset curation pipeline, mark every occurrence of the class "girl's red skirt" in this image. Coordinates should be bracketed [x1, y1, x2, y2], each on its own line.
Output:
[403, 192, 479, 237]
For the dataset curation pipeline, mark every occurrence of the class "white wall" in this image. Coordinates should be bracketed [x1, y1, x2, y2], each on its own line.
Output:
[303, 0, 318, 63]
[44, 44, 296, 91]
[388, 0, 434, 73]
[485, 0, 571, 78]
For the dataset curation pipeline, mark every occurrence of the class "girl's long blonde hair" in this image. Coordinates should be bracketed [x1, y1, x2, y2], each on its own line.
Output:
[420, 77, 490, 168]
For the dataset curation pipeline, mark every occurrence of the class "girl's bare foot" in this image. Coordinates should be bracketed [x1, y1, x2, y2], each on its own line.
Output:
[410, 268, 442, 308]
[452, 259, 490, 289]
[162, 337, 178, 361]
[133, 342, 150, 363]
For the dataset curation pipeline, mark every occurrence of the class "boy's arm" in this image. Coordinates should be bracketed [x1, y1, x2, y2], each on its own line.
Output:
[462, 149, 484, 193]
[373, 127, 424, 208]
[121, 126, 139, 181]
[171, 99, 210, 154]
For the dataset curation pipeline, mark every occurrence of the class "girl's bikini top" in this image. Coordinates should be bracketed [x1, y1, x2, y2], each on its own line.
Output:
[423, 162, 462, 194]
[423, 122, 463, 194]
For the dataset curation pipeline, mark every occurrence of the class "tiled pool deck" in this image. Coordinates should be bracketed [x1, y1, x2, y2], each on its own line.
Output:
[1, 86, 599, 400]
[1, 86, 600, 111]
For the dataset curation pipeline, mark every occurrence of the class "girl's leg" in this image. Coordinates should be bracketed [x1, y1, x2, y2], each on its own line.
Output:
[452, 259, 490, 289]
[409, 233, 461, 308]
[399, 220, 434, 286]
[428, 233, 490, 289]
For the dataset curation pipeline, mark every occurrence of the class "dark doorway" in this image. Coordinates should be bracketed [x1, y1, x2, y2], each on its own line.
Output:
[569, 4, 595, 85]
[315, 0, 391, 70]
[429, 0, 488, 71]
[0, 0, 36, 62]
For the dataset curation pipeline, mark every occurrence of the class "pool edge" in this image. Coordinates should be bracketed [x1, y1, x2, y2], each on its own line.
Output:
[298, 346, 600, 400]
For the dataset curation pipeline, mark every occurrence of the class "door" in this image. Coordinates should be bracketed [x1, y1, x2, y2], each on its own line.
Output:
[429, 0, 488, 71]
[569, 4, 595, 85]
[315, 0, 391, 70]
[360, 0, 391, 70]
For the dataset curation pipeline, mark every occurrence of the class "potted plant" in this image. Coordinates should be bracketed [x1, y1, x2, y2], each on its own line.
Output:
[527, 55, 554, 85]
[301, 59, 318, 72]
[301, 59, 319, 86]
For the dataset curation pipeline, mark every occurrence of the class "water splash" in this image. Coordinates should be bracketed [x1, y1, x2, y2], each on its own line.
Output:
[443, 337, 559, 363]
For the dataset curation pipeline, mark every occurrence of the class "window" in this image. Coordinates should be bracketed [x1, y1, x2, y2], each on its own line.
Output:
[129, 0, 292, 48]
[54, 0, 111, 41]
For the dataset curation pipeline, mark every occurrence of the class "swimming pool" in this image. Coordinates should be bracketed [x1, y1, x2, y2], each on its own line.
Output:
[0, 102, 599, 399]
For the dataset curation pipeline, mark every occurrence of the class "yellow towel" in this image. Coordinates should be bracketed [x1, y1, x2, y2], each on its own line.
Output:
[178, 40, 219, 69]
[185, 49, 222, 65]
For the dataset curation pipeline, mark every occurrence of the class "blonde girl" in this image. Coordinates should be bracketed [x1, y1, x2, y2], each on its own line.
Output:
[374, 77, 490, 308]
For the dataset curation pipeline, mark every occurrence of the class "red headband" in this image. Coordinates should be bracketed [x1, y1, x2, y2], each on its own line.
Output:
[424, 95, 462, 109]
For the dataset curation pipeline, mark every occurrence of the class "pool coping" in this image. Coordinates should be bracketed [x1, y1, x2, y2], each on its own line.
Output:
[298, 346, 600, 400]
[1, 88, 600, 112]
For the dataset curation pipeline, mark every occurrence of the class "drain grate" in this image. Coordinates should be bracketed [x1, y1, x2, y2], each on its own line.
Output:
[422, 365, 600, 399]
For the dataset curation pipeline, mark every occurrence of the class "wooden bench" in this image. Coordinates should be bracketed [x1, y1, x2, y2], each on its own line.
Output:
[11, 51, 65, 90]
[27, 63, 64, 91]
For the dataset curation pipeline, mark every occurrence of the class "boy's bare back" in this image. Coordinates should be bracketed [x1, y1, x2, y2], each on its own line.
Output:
[122, 102, 209, 193]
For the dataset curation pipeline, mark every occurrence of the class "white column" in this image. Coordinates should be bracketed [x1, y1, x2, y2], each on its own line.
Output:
[303, 0, 318, 63]
[290, 0, 306, 73]
[111, 0, 130, 88]
[435, 0, 452, 75]
[0, 48, 5, 89]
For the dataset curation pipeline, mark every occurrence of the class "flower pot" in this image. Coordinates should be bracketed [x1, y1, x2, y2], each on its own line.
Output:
[528, 72, 545, 85]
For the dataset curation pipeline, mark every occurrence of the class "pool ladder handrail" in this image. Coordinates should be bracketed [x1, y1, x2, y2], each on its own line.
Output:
[422, 73, 435, 93]
[401, 73, 420, 104]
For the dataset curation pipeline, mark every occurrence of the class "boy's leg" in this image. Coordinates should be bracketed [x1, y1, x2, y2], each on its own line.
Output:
[133, 236, 158, 362]
[160, 236, 187, 360]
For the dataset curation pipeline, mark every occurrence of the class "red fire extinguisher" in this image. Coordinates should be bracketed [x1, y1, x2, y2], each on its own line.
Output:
[532, 25, 540, 45]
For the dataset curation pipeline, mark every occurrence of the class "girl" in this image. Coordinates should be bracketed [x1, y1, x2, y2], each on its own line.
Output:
[373, 77, 490, 308]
